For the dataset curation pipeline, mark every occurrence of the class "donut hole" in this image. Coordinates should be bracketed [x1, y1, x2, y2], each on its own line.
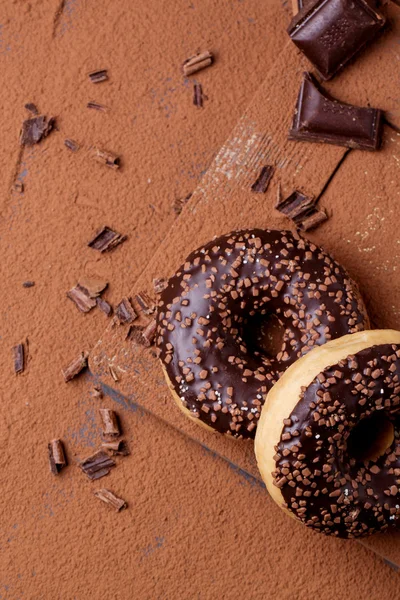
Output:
[243, 313, 286, 359]
[347, 411, 395, 462]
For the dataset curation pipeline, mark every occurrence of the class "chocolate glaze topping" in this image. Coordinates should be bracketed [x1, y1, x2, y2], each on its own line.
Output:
[156, 229, 368, 439]
[274, 344, 400, 538]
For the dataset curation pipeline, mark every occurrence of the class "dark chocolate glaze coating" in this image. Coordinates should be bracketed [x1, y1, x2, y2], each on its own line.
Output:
[274, 344, 400, 538]
[156, 230, 369, 439]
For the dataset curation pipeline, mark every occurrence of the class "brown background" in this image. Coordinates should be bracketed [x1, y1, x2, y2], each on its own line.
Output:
[1, 0, 399, 598]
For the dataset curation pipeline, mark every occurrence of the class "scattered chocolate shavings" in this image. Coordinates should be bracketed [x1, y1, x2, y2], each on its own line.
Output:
[13, 343, 25, 374]
[24, 102, 39, 115]
[92, 148, 121, 170]
[62, 351, 89, 382]
[89, 69, 109, 83]
[129, 319, 157, 347]
[153, 278, 167, 294]
[172, 193, 192, 215]
[13, 181, 24, 193]
[275, 190, 328, 232]
[87, 226, 127, 252]
[22, 281, 35, 288]
[115, 297, 137, 324]
[102, 440, 130, 456]
[109, 365, 119, 382]
[94, 488, 127, 512]
[48, 439, 67, 475]
[64, 138, 80, 152]
[20, 115, 55, 146]
[87, 101, 108, 112]
[67, 284, 97, 313]
[251, 165, 274, 193]
[93, 385, 103, 399]
[96, 297, 113, 317]
[80, 450, 115, 480]
[135, 291, 155, 315]
[183, 51, 213, 76]
[78, 277, 108, 298]
[99, 408, 120, 440]
[193, 83, 204, 108]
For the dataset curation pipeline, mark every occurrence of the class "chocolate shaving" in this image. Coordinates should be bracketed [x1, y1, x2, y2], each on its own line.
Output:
[153, 277, 168, 294]
[13, 343, 25, 374]
[92, 148, 121, 170]
[172, 193, 192, 215]
[129, 319, 157, 347]
[89, 69, 109, 83]
[94, 489, 127, 512]
[115, 297, 137, 324]
[24, 102, 39, 115]
[102, 440, 130, 456]
[87, 226, 127, 252]
[87, 101, 108, 112]
[22, 281, 35, 288]
[62, 351, 89, 382]
[13, 181, 24, 193]
[193, 83, 204, 108]
[275, 190, 328, 231]
[20, 115, 55, 146]
[96, 297, 113, 317]
[80, 450, 115, 480]
[99, 408, 120, 440]
[289, 72, 383, 151]
[135, 291, 155, 315]
[67, 284, 97, 313]
[251, 165, 274, 193]
[183, 51, 213, 76]
[48, 439, 67, 475]
[78, 278, 108, 298]
[109, 365, 119, 382]
[64, 138, 80, 152]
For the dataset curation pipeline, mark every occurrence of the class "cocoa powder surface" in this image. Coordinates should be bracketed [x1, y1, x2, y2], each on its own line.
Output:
[1, 0, 399, 598]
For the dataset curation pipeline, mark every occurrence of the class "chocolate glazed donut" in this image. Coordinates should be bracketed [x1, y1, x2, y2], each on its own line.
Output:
[255, 330, 400, 538]
[156, 229, 369, 439]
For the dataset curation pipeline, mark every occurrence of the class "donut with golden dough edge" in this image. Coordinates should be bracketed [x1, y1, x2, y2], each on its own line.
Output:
[255, 330, 400, 538]
[156, 229, 369, 439]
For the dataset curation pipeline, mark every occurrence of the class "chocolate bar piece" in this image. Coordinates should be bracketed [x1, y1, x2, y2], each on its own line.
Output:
[288, 0, 386, 80]
[289, 73, 382, 151]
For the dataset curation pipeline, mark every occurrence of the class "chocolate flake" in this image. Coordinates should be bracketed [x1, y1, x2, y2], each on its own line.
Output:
[251, 165, 274, 194]
[289, 73, 383, 151]
[193, 83, 204, 108]
[24, 102, 39, 115]
[92, 148, 121, 170]
[87, 226, 127, 253]
[87, 101, 108, 112]
[102, 440, 130, 456]
[96, 297, 113, 317]
[173, 193, 192, 215]
[22, 281, 35, 288]
[88, 69, 109, 83]
[62, 351, 89, 382]
[135, 291, 155, 315]
[109, 365, 119, 382]
[48, 439, 67, 475]
[115, 297, 138, 324]
[153, 278, 168, 294]
[129, 319, 157, 347]
[20, 115, 55, 146]
[183, 51, 213, 76]
[99, 408, 120, 440]
[94, 488, 127, 512]
[78, 277, 108, 298]
[64, 138, 80, 152]
[80, 450, 115, 480]
[288, 0, 386, 81]
[67, 284, 97, 313]
[13, 343, 25, 374]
